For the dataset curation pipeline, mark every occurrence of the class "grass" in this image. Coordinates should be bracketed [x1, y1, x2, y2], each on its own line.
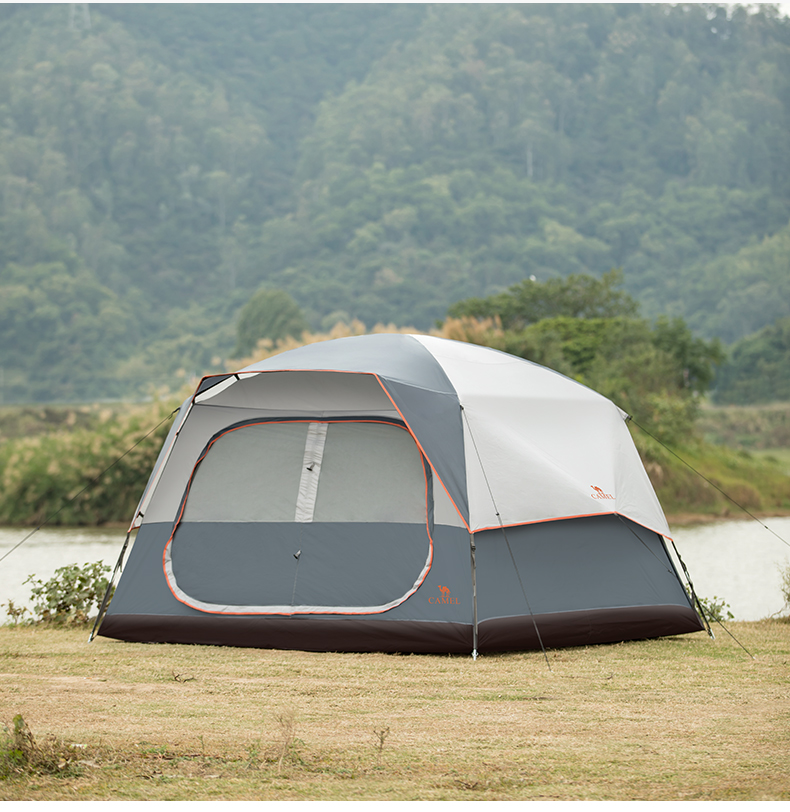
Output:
[698, 401, 790, 451]
[751, 448, 790, 477]
[1, 622, 789, 800]
[630, 400, 790, 520]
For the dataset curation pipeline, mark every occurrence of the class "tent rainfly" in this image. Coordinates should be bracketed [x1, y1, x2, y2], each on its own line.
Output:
[96, 334, 704, 654]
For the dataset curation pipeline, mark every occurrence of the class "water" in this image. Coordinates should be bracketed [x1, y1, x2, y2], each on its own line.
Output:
[670, 516, 790, 622]
[0, 527, 131, 620]
[0, 519, 788, 622]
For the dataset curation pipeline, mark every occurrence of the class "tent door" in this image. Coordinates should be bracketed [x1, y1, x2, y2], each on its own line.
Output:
[164, 418, 435, 614]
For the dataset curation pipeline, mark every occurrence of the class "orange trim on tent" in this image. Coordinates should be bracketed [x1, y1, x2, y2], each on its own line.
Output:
[371, 372, 472, 535]
[472, 511, 673, 542]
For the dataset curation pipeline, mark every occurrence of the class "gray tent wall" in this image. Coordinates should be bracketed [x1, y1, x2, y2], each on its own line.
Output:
[98, 334, 703, 653]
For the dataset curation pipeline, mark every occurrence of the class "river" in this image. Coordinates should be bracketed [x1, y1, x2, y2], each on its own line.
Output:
[1, 518, 789, 622]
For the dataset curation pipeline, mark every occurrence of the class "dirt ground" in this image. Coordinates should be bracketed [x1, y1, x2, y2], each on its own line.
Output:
[1, 621, 789, 800]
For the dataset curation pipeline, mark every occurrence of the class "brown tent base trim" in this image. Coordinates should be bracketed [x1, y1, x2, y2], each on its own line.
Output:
[99, 604, 702, 654]
[478, 604, 704, 652]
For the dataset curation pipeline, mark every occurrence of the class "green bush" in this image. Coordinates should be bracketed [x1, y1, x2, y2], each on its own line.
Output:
[0, 400, 177, 525]
[696, 595, 735, 623]
[24, 562, 111, 625]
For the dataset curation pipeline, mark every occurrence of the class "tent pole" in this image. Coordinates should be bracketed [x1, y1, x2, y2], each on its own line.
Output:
[670, 539, 715, 639]
[461, 406, 551, 668]
[89, 528, 132, 642]
[470, 533, 478, 660]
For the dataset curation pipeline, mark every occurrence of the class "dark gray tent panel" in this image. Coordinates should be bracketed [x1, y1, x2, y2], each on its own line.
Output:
[98, 334, 703, 653]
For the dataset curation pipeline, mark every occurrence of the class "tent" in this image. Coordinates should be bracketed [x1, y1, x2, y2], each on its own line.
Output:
[96, 333, 704, 654]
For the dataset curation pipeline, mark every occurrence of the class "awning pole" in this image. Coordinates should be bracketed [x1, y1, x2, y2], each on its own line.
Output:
[470, 533, 478, 660]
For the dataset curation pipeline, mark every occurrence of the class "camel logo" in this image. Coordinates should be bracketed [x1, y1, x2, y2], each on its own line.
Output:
[591, 485, 614, 500]
[429, 585, 459, 605]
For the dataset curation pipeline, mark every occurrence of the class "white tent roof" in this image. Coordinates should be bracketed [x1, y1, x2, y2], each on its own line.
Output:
[409, 336, 670, 537]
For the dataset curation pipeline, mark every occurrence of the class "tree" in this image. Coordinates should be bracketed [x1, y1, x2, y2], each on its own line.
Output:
[233, 289, 308, 357]
[651, 316, 724, 394]
[447, 269, 638, 328]
[713, 316, 790, 404]
[443, 271, 723, 444]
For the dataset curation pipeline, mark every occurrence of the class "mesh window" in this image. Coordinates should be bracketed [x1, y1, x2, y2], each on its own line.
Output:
[182, 422, 308, 522]
[181, 420, 427, 525]
[314, 422, 426, 523]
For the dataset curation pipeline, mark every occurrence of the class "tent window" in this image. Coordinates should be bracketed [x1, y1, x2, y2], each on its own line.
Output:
[181, 420, 428, 525]
[182, 422, 308, 523]
[313, 422, 426, 523]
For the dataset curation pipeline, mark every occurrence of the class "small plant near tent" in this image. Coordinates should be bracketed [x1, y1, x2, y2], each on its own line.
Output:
[24, 562, 111, 625]
[696, 594, 735, 622]
[0, 714, 81, 779]
[1, 600, 28, 626]
[245, 740, 262, 770]
[373, 725, 390, 764]
[780, 562, 790, 616]
[274, 709, 301, 774]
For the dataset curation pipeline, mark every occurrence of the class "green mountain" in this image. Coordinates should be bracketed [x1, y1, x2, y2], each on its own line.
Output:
[0, 4, 788, 402]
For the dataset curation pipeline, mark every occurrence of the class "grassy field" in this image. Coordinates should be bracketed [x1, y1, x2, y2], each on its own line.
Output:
[698, 402, 790, 451]
[751, 448, 790, 478]
[1, 622, 789, 801]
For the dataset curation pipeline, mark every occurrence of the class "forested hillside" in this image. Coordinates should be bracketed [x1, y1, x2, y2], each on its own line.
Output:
[0, 4, 788, 403]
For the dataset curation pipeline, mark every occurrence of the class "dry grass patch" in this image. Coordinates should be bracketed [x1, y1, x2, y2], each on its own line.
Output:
[0, 621, 789, 800]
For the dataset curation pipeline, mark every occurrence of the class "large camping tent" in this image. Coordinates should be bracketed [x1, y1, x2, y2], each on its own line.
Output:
[97, 334, 703, 654]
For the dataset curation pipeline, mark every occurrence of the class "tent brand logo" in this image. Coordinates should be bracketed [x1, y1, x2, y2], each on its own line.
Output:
[429, 585, 459, 605]
[590, 485, 614, 500]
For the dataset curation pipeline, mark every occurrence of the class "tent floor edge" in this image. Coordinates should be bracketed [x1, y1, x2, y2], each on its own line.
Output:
[477, 604, 705, 653]
[97, 604, 703, 654]
[97, 614, 474, 654]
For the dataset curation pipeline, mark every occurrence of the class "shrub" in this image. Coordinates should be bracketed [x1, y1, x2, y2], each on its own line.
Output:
[0, 400, 177, 526]
[24, 561, 111, 625]
[697, 594, 734, 622]
[0, 715, 80, 779]
[1, 600, 28, 625]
